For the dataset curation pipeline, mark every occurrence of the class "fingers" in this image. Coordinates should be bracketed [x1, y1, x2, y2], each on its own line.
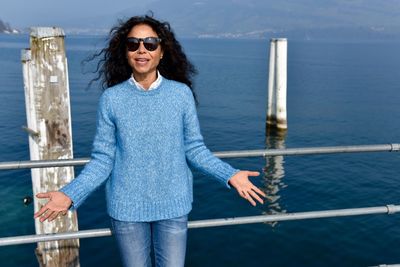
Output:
[36, 192, 51, 199]
[35, 207, 68, 222]
[239, 190, 258, 206]
[34, 202, 67, 222]
[233, 170, 266, 206]
[252, 186, 267, 198]
[250, 191, 264, 204]
[48, 211, 61, 222]
[40, 210, 56, 222]
[247, 171, 260, 177]
[238, 190, 246, 199]
[237, 185, 266, 206]
[34, 205, 48, 219]
[242, 191, 256, 206]
[248, 189, 264, 205]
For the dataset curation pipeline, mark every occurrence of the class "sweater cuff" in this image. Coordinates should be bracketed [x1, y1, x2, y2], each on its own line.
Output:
[59, 181, 89, 210]
[224, 168, 241, 189]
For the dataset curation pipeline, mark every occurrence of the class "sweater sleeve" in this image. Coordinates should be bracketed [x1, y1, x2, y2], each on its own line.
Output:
[183, 90, 240, 188]
[60, 92, 116, 209]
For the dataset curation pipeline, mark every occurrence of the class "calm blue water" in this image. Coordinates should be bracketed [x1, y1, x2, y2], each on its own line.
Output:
[0, 34, 399, 267]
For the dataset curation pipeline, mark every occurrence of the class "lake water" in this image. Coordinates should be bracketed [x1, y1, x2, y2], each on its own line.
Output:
[0, 34, 399, 267]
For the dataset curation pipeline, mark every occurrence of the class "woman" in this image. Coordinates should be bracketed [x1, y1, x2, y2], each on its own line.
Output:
[34, 15, 266, 267]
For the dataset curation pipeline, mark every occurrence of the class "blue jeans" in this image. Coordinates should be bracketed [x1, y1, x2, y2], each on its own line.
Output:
[111, 214, 188, 267]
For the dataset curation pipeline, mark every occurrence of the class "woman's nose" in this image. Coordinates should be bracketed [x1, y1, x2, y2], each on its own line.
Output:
[137, 41, 146, 53]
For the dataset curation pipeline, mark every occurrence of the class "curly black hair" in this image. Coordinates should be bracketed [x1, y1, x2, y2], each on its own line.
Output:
[87, 14, 198, 101]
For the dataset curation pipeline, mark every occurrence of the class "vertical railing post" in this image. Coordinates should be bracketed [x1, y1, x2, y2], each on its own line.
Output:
[21, 27, 80, 267]
[266, 38, 288, 131]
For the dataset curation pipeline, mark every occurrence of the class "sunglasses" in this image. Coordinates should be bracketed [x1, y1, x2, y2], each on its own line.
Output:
[126, 37, 162, 52]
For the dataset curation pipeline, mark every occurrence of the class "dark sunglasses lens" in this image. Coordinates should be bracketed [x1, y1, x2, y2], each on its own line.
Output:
[126, 39, 140, 51]
[143, 38, 160, 51]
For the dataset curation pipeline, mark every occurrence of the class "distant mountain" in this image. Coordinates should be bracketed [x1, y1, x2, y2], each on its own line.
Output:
[60, 0, 400, 40]
[0, 19, 19, 34]
[141, 0, 400, 39]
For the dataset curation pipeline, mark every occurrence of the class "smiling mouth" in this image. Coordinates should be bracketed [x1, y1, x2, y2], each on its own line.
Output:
[135, 58, 149, 63]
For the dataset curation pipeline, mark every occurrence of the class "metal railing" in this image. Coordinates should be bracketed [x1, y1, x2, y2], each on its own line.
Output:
[1, 204, 399, 246]
[0, 143, 399, 247]
[0, 143, 399, 170]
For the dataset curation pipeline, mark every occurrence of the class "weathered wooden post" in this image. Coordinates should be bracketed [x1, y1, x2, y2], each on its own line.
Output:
[21, 27, 80, 267]
[266, 38, 288, 131]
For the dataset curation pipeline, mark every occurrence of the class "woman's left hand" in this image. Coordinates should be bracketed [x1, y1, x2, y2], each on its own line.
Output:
[228, 171, 266, 206]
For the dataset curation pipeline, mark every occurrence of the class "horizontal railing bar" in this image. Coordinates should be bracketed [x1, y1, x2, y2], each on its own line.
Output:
[369, 265, 400, 267]
[0, 158, 90, 170]
[0, 143, 399, 170]
[189, 204, 400, 228]
[215, 143, 400, 158]
[1, 204, 399, 246]
[0, 228, 112, 247]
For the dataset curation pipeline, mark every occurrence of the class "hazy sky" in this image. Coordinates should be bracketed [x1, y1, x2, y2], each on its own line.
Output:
[0, 0, 156, 28]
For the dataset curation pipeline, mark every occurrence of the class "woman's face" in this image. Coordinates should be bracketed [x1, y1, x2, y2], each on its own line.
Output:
[126, 24, 163, 80]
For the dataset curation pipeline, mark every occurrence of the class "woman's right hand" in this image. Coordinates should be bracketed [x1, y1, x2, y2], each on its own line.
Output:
[34, 191, 72, 222]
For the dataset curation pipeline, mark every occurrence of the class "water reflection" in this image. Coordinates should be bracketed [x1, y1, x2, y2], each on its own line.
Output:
[262, 129, 287, 226]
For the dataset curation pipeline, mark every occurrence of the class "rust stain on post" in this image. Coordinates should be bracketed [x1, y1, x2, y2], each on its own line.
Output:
[22, 27, 80, 267]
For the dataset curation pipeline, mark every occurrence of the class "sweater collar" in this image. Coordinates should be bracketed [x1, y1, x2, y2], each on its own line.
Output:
[129, 71, 163, 91]
[126, 74, 166, 95]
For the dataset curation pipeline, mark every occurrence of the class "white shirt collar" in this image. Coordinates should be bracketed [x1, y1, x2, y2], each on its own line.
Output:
[130, 71, 163, 91]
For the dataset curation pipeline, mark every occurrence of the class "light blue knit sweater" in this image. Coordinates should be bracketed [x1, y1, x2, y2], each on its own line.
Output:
[60, 77, 240, 222]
